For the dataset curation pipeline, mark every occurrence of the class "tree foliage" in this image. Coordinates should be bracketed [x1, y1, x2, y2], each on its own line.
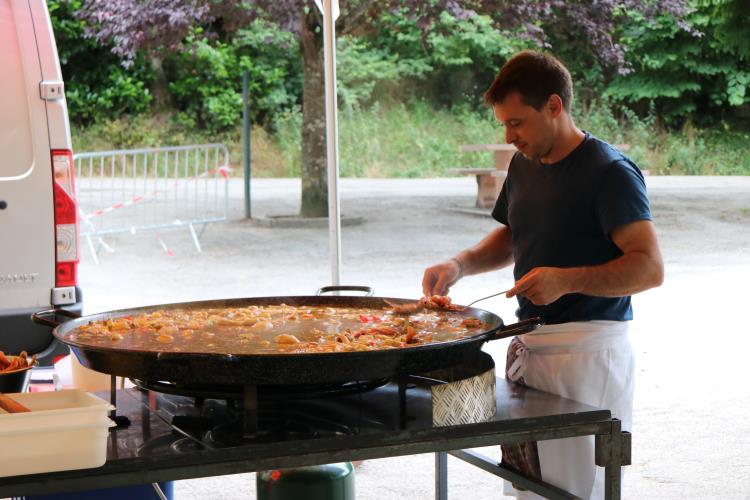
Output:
[606, 0, 750, 126]
[49, 0, 151, 122]
[352, 10, 529, 109]
[69, 0, 707, 123]
[166, 21, 300, 131]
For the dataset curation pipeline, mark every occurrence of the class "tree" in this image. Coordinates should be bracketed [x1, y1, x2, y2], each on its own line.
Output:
[77, 0, 690, 217]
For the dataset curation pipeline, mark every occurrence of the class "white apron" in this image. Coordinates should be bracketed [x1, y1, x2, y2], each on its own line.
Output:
[503, 321, 635, 500]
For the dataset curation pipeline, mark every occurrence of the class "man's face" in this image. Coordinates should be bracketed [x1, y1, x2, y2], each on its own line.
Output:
[493, 91, 558, 162]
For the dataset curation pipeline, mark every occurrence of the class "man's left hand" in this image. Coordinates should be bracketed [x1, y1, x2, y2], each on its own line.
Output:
[507, 267, 569, 305]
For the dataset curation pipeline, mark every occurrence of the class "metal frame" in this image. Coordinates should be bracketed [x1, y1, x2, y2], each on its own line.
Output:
[439, 419, 631, 500]
[73, 144, 230, 262]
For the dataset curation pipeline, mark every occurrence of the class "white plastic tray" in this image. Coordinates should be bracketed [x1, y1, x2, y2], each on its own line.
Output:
[0, 390, 113, 431]
[0, 390, 114, 477]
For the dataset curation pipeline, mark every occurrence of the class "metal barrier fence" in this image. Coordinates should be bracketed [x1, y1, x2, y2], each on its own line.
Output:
[74, 144, 231, 263]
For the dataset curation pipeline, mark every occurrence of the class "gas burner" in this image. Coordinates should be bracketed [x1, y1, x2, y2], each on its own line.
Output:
[131, 378, 391, 439]
[202, 408, 358, 447]
[139, 393, 365, 447]
[132, 378, 390, 401]
[137, 433, 205, 457]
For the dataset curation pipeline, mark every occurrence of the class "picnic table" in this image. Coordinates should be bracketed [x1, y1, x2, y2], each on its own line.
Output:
[448, 144, 516, 209]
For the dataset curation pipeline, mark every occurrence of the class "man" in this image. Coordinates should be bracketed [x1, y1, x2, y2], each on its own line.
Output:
[422, 50, 664, 498]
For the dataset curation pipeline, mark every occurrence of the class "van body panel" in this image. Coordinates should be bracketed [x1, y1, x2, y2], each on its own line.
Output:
[0, 1, 35, 179]
[0, 0, 57, 312]
[30, 0, 72, 149]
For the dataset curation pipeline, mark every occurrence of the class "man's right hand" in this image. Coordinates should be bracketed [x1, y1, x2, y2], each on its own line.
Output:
[422, 259, 462, 296]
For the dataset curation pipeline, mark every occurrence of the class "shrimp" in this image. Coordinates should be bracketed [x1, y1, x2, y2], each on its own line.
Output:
[274, 334, 301, 344]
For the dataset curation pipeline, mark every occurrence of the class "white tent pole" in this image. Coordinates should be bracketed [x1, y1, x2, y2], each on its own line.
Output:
[321, 0, 342, 286]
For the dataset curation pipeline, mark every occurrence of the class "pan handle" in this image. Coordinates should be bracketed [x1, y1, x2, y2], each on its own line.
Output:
[317, 285, 374, 297]
[31, 308, 82, 328]
[488, 317, 544, 341]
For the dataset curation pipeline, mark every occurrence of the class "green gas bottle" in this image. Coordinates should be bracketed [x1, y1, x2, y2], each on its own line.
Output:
[257, 462, 355, 500]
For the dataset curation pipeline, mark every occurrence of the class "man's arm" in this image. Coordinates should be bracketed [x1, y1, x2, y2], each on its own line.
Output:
[508, 220, 664, 305]
[422, 226, 514, 296]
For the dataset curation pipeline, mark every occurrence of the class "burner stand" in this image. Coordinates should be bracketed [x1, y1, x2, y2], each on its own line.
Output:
[131, 378, 390, 437]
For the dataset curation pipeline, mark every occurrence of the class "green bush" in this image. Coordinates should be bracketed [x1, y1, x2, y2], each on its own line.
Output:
[166, 21, 301, 134]
[49, 0, 153, 123]
[167, 38, 241, 133]
[65, 70, 152, 123]
[336, 38, 415, 110]
[607, 0, 750, 127]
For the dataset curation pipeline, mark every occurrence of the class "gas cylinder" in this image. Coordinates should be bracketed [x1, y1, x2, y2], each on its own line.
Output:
[257, 462, 355, 500]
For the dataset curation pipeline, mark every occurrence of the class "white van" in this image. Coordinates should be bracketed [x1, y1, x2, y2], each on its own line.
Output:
[1, 0, 81, 365]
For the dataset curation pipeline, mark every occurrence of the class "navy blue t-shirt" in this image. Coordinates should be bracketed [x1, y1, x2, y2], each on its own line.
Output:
[492, 132, 652, 324]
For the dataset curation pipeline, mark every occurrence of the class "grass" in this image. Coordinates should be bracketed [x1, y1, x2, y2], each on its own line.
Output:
[71, 101, 750, 178]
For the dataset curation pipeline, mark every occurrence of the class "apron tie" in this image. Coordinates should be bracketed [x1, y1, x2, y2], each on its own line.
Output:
[507, 343, 529, 382]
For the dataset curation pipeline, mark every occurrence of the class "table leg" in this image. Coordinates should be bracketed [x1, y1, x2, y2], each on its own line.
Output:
[435, 451, 448, 500]
[151, 483, 168, 500]
[596, 419, 631, 500]
[475, 174, 503, 208]
[243, 384, 258, 437]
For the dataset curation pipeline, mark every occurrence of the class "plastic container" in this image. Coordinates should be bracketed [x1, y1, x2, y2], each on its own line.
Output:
[0, 390, 114, 478]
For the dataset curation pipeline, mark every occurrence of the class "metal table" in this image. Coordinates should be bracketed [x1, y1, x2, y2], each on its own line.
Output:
[0, 378, 630, 500]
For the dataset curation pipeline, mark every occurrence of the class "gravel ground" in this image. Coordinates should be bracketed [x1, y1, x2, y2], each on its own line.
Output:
[76, 176, 750, 499]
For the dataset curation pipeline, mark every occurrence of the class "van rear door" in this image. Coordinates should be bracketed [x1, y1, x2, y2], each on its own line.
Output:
[0, 0, 56, 310]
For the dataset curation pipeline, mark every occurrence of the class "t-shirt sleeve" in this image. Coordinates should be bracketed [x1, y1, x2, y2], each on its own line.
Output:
[491, 176, 509, 225]
[596, 160, 652, 235]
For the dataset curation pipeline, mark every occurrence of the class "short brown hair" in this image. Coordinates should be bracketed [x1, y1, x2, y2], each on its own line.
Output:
[484, 50, 573, 112]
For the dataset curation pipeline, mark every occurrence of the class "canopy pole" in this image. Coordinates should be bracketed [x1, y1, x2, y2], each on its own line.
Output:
[321, 0, 341, 286]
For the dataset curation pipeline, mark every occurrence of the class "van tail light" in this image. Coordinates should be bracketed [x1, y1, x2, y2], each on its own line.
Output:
[51, 149, 79, 287]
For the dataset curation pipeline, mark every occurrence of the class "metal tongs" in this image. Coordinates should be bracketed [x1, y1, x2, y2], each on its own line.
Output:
[459, 289, 512, 310]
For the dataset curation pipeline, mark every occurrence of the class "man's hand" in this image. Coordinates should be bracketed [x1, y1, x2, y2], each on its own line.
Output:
[507, 267, 569, 305]
[422, 260, 462, 296]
